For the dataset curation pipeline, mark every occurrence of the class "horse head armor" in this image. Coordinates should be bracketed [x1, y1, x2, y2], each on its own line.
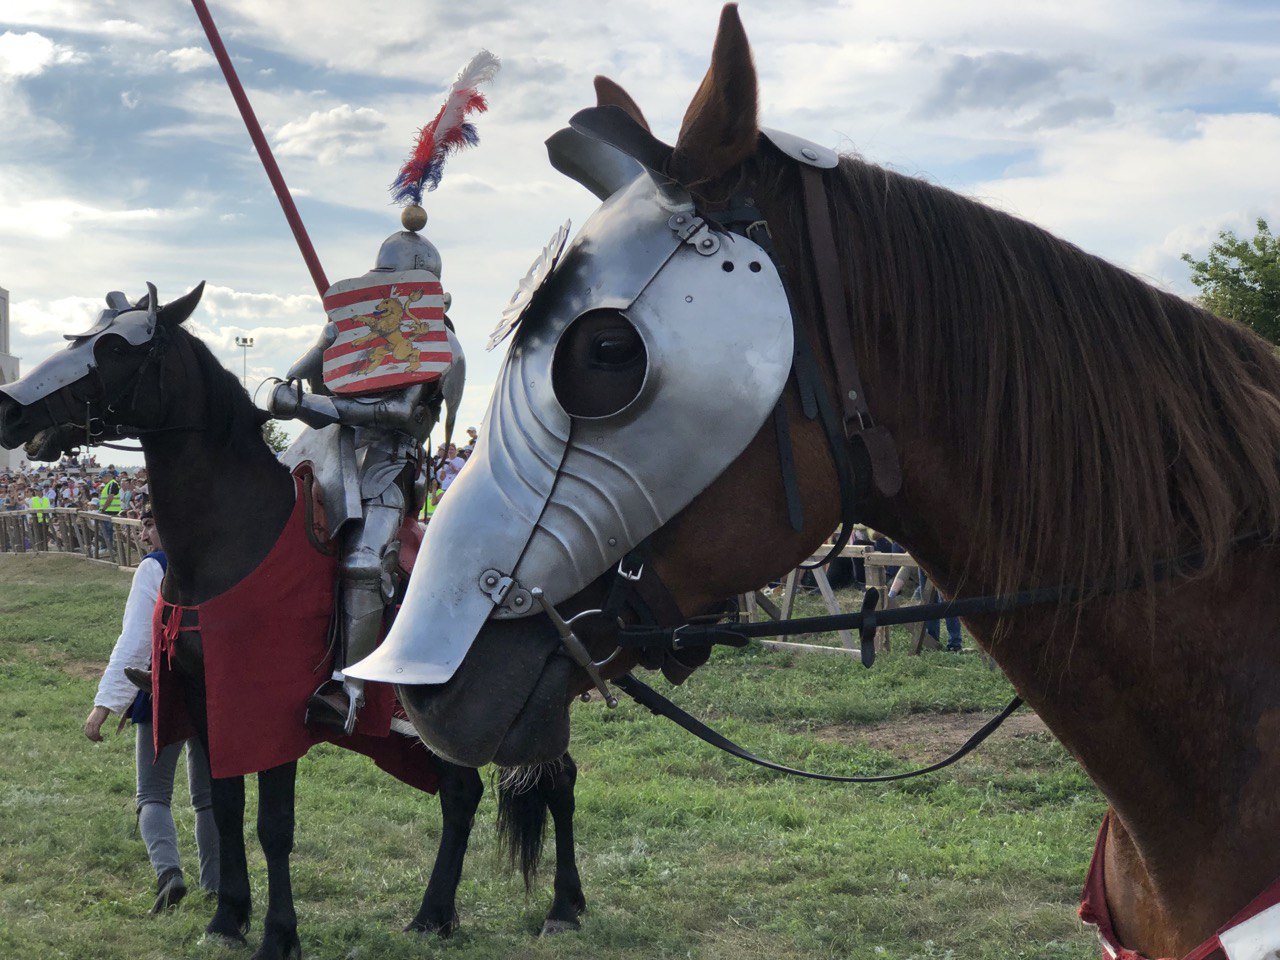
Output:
[348, 109, 835, 686]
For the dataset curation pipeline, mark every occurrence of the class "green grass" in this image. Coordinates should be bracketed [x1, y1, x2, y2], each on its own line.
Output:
[0, 554, 1104, 959]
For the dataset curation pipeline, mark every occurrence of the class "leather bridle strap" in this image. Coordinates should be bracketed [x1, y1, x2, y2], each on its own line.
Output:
[615, 671, 1023, 784]
[798, 166, 902, 502]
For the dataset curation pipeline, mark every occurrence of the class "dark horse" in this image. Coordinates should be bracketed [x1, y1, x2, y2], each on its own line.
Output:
[0, 287, 586, 958]
[375, 7, 1280, 958]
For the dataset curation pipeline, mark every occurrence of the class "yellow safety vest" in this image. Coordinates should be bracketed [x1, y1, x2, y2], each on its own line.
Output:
[31, 495, 50, 522]
[99, 480, 121, 515]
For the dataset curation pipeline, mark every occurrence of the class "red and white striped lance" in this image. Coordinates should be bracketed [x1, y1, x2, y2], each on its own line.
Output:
[321, 272, 454, 395]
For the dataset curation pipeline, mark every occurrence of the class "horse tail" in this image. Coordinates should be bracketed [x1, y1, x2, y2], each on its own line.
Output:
[494, 759, 562, 890]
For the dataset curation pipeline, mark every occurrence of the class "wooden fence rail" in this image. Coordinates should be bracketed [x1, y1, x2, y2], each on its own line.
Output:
[0, 509, 145, 568]
[742, 544, 949, 658]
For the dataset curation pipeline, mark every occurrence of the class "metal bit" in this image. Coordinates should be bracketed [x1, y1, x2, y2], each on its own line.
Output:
[532, 588, 619, 708]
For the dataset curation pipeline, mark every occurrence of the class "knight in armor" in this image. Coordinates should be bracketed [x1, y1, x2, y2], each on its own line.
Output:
[268, 203, 463, 734]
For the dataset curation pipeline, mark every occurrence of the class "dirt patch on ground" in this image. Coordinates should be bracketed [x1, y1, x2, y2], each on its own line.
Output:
[813, 711, 1048, 761]
[7, 643, 103, 681]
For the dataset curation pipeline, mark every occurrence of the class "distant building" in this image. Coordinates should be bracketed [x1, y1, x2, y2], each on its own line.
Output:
[0, 287, 20, 473]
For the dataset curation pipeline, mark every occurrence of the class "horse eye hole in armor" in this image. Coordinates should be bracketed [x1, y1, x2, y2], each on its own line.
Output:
[553, 309, 648, 419]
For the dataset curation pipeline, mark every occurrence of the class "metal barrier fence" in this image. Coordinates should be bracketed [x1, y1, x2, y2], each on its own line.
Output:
[0, 508, 146, 568]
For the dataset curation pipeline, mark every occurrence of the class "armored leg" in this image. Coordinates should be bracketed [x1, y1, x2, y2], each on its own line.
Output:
[307, 498, 404, 735]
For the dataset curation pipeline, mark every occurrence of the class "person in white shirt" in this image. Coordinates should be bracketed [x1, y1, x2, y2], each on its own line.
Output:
[438, 442, 466, 491]
[83, 512, 219, 912]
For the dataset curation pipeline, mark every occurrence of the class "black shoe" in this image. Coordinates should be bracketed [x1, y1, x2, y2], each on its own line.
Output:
[304, 689, 351, 735]
[151, 868, 187, 913]
[124, 667, 152, 692]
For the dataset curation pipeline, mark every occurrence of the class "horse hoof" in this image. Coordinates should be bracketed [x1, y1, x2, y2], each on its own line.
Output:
[540, 918, 581, 937]
[403, 915, 458, 939]
[199, 931, 249, 949]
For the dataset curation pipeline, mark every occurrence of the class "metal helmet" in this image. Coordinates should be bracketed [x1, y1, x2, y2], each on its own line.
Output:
[374, 206, 443, 275]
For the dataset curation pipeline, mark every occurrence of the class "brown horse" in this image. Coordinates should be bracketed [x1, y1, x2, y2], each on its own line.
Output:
[383, 6, 1280, 958]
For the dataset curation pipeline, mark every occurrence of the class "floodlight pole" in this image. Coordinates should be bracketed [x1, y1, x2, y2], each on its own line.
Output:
[235, 335, 255, 386]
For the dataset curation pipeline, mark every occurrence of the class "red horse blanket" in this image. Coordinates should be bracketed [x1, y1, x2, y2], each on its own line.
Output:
[1081, 812, 1280, 960]
[151, 463, 438, 794]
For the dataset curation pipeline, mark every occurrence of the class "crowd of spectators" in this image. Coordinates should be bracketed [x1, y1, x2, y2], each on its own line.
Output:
[420, 425, 477, 519]
[0, 455, 152, 520]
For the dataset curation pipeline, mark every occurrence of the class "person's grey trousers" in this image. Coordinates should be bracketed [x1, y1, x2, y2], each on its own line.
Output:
[134, 721, 219, 892]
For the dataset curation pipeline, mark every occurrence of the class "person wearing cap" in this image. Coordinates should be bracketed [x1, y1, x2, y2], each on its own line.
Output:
[83, 511, 219, 912]
[463, 426, 477, 453]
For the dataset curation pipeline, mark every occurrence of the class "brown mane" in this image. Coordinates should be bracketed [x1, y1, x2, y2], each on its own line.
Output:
[739, 152, 1280, 601]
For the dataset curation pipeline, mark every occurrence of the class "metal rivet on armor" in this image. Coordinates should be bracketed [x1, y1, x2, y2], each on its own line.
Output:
[685, 295, 693, 303]
[395, 668, 403, 674]
[608, 537, 617, 546]
[802, 147, 818, 160]
[484, 575, 496, 586]
[848, 390, 858, 400]
[700, 237, 714, 248]
[749, 262, 762, 273]
[722, 262, 735, 272]
[514, 596, 525, 606]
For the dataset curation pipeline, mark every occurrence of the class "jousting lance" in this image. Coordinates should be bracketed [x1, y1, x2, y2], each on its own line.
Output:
[189, 0, 330, 299]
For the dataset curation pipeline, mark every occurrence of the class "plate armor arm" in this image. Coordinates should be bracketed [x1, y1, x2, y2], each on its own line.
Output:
[270, 381, 432, 436]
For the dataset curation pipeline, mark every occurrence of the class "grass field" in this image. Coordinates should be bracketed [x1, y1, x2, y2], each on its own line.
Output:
[0, 553, 1105, 960]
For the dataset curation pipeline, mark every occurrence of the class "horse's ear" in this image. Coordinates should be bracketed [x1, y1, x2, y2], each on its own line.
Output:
[594, 76, 650, 133]
[670, 4, 759, 187]
[159, 281, 206, 327]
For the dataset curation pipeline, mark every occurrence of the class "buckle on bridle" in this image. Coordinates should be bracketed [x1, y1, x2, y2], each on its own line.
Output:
[617, 556, 644, 582]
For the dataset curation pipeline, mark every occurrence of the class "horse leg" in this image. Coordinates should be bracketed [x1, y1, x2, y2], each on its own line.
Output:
[206, 772, 252, 945]
[540, 753, 586, 936]
[405, 759, 483, 937]
[254, 761, 301, 960]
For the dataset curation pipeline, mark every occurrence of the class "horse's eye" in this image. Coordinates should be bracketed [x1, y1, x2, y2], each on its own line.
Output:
[590, 331, 643, 368]
[553, 311, 648, 419]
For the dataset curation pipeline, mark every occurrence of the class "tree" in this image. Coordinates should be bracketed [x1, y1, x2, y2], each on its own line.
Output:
[262, 419, 291, 454]
[1182, 218, 1280, 346]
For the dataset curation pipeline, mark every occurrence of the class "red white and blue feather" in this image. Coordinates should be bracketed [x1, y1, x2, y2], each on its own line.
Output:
[391, 50, 501, 207]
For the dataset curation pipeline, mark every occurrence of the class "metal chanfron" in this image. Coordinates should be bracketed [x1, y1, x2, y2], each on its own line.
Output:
[344, 328, 572, 684]
[0, 286, 158, 406]
[348, 171, 794, 686]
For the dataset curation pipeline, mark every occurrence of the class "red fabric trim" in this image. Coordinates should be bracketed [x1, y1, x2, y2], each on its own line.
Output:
[1081, 812, 1280, 960]
[323, 281, 443, 311]
[151, 463, 438, 794]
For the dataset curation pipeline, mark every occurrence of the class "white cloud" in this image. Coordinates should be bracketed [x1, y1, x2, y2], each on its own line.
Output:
[0, 31, 84, 80]
[153, 46, 215, 74]
[121, 90, 139, 110]
[273, 104, 388, 165]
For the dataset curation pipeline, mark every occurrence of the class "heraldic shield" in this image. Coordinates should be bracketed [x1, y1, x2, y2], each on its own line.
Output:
[321, 268, 454, 394]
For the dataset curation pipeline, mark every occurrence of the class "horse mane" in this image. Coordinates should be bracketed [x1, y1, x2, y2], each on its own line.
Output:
[172, 325, 272, 457]
[742, 151, 1280, 600]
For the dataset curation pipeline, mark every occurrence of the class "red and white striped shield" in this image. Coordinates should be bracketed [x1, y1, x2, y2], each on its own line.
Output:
[321, 270, 454, 395]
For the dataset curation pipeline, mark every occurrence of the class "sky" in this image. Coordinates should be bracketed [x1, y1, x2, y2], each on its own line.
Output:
[1, 0, 1278, 468]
